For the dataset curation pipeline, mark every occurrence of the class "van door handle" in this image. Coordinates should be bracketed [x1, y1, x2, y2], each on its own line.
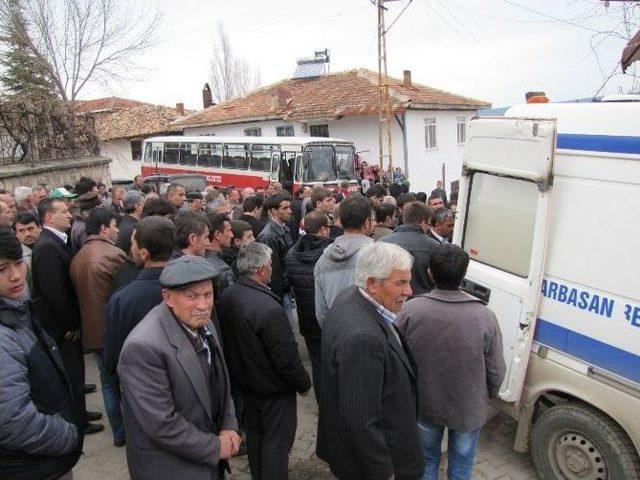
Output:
[461, 279, 491, 304]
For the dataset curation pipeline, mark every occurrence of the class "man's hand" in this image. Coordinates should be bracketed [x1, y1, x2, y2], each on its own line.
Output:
[219, 430, 241, 458]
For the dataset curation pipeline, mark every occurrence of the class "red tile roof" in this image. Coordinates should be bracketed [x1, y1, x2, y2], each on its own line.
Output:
[174, 68, 490, 128]
[74, 97, 148, 114]
[74, 97, 191, 141]
[93, 104, 188, 141]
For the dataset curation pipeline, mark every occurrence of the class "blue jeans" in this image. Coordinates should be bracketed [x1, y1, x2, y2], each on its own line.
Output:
[418, 421, 481, 480]
[93, 351, 125, 442]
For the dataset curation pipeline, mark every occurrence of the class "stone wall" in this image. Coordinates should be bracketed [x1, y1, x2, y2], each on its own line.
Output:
[0, 156, 112, 191]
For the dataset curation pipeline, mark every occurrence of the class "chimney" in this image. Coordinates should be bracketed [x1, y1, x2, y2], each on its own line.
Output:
[175, 102, 185, 116]
[202, 83, 213, 109]
[403, 70, 412, 87]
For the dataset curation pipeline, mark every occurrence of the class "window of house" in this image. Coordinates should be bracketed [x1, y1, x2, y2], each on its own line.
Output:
[244, 127, 262, 137]
[457, 116, 466, 145]
[276, 125, 294, 137]
[310, 124, 329, 137]
[424, 117, 437, 149]
[130, 140, 142, 160]
[462, 173, 538, 277]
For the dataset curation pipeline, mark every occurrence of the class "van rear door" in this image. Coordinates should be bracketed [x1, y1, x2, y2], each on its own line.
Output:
[453, 117, 555, 403]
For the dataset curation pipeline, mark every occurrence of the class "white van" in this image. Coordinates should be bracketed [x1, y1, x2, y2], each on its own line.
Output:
[453, 102, 640, 479]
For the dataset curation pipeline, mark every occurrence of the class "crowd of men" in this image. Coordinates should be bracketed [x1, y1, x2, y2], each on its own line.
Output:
[0, 174, 505, 480]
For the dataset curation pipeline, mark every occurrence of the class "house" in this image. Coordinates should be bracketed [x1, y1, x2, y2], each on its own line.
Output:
[75, 97, 190, 180]
[172, 68, 490, 193]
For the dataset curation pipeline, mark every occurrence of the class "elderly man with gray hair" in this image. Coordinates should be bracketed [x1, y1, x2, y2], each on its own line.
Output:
[219, 242, 311, 480]
[116, 190, 144, 254]
[317, 242, 425, 480]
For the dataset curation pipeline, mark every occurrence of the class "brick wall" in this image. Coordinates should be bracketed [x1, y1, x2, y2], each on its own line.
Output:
[0, 156, 112, 191]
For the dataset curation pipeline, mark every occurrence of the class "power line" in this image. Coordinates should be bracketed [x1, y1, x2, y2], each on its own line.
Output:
[446, 0, 543, 88]
[497, 0, 609, 34]
[422, 0, 528, 91]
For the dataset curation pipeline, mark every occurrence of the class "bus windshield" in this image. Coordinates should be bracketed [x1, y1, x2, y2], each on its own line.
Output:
[302, 145, 356, 183]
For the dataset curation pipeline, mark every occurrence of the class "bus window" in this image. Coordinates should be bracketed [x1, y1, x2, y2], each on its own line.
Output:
[164, 142, 180, 164]
[303, 145, 336, 182]
[223, 144, 249, 170]
[335, 145, 356, 179]
[197, 143, 222, 168]
[179, 143, 198, 166]
[250, 145, 277, 172]
[143, 143, 152, 162]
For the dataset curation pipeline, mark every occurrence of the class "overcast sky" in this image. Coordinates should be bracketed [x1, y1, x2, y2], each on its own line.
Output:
[82, 0, 639, 110]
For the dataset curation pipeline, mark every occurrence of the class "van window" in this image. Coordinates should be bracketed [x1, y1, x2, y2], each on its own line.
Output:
[462, 173, 538, 277]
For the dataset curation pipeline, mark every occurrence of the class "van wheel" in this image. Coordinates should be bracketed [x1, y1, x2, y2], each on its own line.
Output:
[531, 403, 640, 480]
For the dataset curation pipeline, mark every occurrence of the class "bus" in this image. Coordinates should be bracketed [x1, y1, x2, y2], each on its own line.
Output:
[141, 135, 359, 190]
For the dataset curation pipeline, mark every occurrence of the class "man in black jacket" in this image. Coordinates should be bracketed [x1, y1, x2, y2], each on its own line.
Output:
[257, 192, 292, 303]
[116, 190, 143, 254]
[240, 195, 266, 238]
[219, 242, 311, 480]
[317, 242, 424, 480]
[0, 230, 83, 480]
[32, 198, 103, 435]
[284, 211, 332, 400]
[104, 217, 176, 375]
[382, 201, 440, 296]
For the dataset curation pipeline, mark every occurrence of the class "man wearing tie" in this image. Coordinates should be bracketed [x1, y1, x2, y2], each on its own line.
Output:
[118, 255, 240, 480]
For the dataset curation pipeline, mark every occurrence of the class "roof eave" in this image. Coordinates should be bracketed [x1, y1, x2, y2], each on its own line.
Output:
[409, 102, 490, 110]
[173, 114, 285, 129]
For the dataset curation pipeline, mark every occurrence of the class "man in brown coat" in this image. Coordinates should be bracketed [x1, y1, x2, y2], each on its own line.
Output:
[396, 244, 506, 480]
[70, 207, 126, 445]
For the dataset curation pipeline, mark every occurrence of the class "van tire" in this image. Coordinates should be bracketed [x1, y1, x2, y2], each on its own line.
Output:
[531, 403, 640, 480]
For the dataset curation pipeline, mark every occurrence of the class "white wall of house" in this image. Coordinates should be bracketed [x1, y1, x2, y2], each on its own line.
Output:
[404, 109, 475, 195]
[100, 139, 142, 181]
[182, 109, 476, 195]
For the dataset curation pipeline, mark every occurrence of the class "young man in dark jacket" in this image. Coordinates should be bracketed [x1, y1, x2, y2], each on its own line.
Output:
[0, 229, 83, 480]
[219, 242, 310, 480]
[103, 217, 176, 375]
[257, 192, 293, 303]
[284, 211, 332, 400]
[381, 201, 440, 295]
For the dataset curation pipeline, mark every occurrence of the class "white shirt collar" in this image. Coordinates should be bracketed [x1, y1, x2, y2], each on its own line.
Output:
[430, 229, 446, 243]
[44, 226, 68, 244]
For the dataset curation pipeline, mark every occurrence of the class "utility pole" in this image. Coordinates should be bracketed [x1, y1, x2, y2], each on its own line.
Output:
[376, 0, 396, 175]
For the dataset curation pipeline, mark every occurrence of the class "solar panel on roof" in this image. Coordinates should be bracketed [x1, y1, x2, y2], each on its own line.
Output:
[292, 62, 325, 79]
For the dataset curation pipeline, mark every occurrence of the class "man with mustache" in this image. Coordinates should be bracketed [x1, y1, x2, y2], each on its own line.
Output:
[118, 255, 240, 480]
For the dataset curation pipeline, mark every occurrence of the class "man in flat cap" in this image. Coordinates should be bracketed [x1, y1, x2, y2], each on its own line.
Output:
[118, 255, 240, 480]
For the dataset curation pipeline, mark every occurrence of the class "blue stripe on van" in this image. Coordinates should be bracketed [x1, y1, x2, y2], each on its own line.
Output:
[534, 318, 640, 384]
[557, 134, 640, 155]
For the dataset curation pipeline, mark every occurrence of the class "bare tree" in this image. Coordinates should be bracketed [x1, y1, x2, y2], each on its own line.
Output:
[209, 24, 261, 103]
[0, 0, 161, 101]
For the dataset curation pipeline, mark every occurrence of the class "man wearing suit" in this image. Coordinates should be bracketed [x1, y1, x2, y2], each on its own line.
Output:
[118, 255, 240, 480]
[32, 198, 103, 435]
[427, 209, 455, 245]
[317, 242, 425, 480]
